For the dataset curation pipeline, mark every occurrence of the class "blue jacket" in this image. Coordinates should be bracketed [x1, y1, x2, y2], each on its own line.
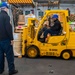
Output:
[50, 19, 62, 31]
[0, 10, 13, 41]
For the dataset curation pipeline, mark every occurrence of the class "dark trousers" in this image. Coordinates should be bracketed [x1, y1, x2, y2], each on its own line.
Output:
[44, 29, 59, 38]
[0, 39, 15, 72]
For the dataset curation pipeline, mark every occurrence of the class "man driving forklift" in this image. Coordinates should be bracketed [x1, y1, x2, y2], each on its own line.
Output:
[44, 14, 62, 42]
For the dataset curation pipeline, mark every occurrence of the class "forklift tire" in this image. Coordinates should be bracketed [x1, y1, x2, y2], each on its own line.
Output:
[61, 50, 72, 60]
[26, 46, 39, 58]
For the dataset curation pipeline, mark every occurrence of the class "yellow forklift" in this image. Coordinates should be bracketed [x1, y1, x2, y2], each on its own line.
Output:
[21, 10, 75, 60]
[8, 0, 75, 60]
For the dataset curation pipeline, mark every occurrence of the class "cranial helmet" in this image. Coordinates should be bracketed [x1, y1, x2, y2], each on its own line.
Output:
[52, 14, 58, 18]
[0, 2, 9, 8]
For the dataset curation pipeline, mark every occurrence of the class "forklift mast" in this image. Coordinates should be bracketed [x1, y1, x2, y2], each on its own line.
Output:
[27, 18, 36, 40]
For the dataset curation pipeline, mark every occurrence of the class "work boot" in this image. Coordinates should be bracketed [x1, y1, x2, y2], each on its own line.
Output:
[9, 70, 18, 75]
[45, 33, 50, 42]
[0, 70, 4, 74]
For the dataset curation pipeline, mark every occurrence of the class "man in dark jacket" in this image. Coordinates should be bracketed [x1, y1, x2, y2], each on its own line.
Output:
[0, 2, 18, 75]
[44, 14, 62, 42]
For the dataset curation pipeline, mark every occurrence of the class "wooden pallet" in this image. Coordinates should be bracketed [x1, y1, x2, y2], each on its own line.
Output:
[15, 29, 23, 33]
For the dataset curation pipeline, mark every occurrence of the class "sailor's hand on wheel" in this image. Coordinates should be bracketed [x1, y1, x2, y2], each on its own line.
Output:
[11, 40, 14, 45]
